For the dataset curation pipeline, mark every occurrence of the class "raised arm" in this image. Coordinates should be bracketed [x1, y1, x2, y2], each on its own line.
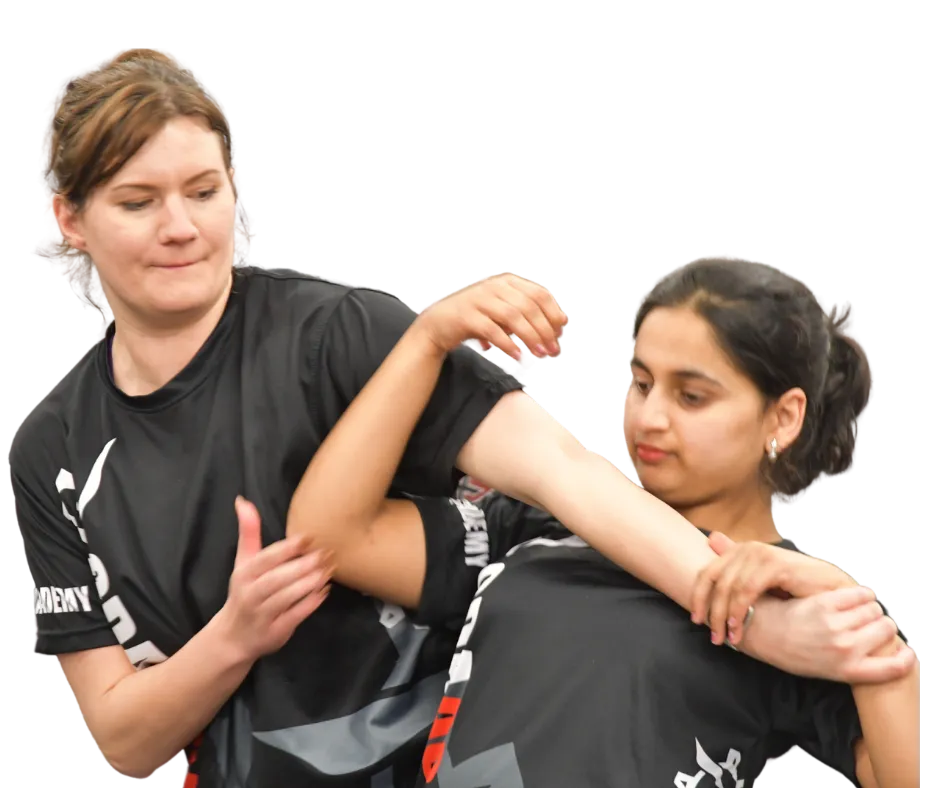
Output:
[288, 273, 915, 685]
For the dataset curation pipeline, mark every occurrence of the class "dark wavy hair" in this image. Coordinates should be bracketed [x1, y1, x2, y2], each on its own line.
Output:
[634, 257, 871, 495]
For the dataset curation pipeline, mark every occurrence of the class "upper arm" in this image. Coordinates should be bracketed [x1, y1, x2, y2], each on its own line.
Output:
[320, 498, 429, 611]
[455, 389, 585, 509]
[312, 287, 523, 497]
[58, 645, 135, 740]
[10, 432, 118, 656]
[854, 739, 877, 788]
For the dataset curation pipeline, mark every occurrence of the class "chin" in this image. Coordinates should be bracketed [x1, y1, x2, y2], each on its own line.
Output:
[145, 261, 231, 315]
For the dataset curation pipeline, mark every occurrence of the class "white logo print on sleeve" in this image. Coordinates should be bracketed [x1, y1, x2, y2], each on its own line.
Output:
[57, 438, 168, 670]
[674, 739, 744, 788]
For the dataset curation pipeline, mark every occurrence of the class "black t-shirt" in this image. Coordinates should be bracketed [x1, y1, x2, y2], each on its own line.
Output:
[9, 266, 522, 787]
[410, 492, 891, 788]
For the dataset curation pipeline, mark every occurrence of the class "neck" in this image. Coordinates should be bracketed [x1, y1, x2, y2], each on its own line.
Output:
[673, 483, 782, 544]
[110, 276, 233, 397]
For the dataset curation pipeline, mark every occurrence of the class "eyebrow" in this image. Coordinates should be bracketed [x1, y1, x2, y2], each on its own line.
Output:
[630, 356, 725, 388]
[110, 169, 223, 192]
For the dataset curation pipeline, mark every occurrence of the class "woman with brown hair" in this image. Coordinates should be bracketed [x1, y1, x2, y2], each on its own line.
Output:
[11, 49, 913, 787]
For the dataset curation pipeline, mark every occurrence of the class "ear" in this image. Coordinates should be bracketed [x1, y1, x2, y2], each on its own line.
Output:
[228, 161, 244, 200]
[766, 387, 806, 453]
[53, 194, 87, 251]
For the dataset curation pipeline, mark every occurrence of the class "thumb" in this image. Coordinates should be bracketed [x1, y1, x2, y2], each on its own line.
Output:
[234, 495, 263, 567]
[708, 531, 737, 557]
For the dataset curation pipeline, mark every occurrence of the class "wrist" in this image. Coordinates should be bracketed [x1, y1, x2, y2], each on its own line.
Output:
[403, 319, 450, 360]
[206, 607, 257, 670]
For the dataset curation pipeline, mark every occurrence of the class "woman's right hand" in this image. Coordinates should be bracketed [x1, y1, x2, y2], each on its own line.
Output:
[217, 496, 332, 662]
[743, 586, 916, 684]
[410, 273, 568, 360]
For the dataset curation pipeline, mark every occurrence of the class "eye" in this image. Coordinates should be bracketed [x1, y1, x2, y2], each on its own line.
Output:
[632, 378, 652, 395]
[121, 199, 151, 211]
[194, 187, 218, 201]
[679, 391, 706, 406]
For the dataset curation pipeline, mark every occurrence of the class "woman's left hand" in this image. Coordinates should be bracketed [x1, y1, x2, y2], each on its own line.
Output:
[691, 532, 857, 646]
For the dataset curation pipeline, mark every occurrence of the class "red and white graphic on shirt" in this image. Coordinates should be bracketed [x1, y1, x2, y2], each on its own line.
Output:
[421, 561, 506, 782]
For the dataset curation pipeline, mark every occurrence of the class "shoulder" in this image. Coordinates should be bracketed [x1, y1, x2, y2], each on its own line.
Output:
[9, 345, 100, 477]
[236, 266, 407, 318]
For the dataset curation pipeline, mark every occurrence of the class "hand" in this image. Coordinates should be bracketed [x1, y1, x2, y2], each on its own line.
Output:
[217, 496, 333, 662]
[742, 586, 917, 684]
[692, 532, 856, 645]
[411, 273, 568, 360]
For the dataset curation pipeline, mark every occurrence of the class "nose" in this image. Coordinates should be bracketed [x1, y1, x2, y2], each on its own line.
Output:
[634, 387, 670, 432]
[157, 194, 199, 244]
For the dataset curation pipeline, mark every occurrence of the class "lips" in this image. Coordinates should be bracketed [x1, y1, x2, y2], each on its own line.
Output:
[635, 443, 669, 463]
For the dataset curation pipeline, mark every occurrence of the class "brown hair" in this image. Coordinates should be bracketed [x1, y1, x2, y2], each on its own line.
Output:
[634, 258, 871, 497]
[44, 49, 246, 306]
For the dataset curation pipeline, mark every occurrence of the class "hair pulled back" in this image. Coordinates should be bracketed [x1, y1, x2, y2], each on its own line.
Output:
[634, 258, 871, 495]
[33, 48, 237, 320]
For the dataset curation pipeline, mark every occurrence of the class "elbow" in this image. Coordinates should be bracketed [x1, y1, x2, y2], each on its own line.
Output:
[104, 750, 157, 780]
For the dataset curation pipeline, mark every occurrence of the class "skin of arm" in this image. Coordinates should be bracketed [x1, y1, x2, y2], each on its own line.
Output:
[58, 615, 254, 778]
[853, 635, 920, 788]
[701, 524, 919, 787]
[286, 314, 872, 677]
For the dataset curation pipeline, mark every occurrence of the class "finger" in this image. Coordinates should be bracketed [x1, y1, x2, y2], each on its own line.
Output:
[835, 600, 886, 632]
[690, 559, 723, 626]
[708, 531, 737, 557]
[478, 339, 492, 351]
[850, 615, 899, 656]
[474, 315, 522, 361]
[244, 536, 320, 582]
[279, 584, 332, 632]
[708, 552, 752, 645]
[234, 496, 263, 568]
[506, 282, 568, 355]
[496, 281, 562, 356]
[478, 295, 546, 359]
[508, 276, 568, 336]
[253, 549, 332, 601]
[727, 555, 782, 644]
[262, 561, 333, 617]
[821, 585, 877, 612]
[844, 644, 916, 685]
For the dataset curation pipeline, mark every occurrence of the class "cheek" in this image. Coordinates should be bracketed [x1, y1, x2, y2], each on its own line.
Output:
[680, 409, 761, 475]
[85, 211, 152, 268]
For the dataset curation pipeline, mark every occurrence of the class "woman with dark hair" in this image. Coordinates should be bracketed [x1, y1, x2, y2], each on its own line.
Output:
[286, 258, 918, 787]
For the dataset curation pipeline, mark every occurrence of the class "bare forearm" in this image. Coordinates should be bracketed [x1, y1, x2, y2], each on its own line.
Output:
[853, 638, 920, 788]
[538, 449, 716, 610]
[95, 614, 253, 777]
[287, 326, 445, 541]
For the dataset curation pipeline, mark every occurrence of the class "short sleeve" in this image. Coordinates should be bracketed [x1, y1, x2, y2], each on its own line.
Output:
[10, 438, 117, 655]
[410, 493, 571, 630]
[312, 287, 523, 497]
[769, 675, 863, 787]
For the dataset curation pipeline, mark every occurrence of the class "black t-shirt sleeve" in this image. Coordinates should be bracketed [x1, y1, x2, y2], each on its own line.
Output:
[9, 429, 117, 655]
[410, 493, 571, 630]
[770, 676, 863, 787]
[311, 287, 523, 497]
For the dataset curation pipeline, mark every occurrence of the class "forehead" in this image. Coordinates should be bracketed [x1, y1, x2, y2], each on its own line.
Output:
[634, 306, 743, 383]
[110, 117, 225, 187]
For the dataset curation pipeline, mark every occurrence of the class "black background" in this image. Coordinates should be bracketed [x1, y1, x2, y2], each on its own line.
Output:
[11, 44, 937, 788]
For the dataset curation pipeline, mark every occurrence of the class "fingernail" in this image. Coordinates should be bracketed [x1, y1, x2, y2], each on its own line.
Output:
[711, 632, 720, 645]
[550, 342, 560, 355]
[727, 618, 737, 629]
[535, 344, 547, 357]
